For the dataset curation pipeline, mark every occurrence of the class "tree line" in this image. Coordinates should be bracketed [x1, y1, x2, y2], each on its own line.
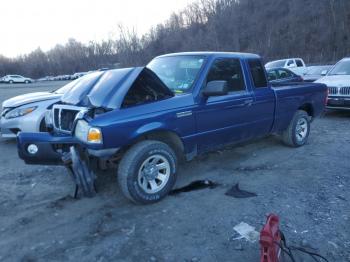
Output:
[1, 0, 349, 78]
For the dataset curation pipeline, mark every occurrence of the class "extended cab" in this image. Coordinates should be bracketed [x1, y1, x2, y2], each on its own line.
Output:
[17, 52, 327, 204]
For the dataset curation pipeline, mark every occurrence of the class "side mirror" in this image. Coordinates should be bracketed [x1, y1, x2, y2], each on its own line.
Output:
[202, 81, 228, 97]
[321, 70, 328, 76]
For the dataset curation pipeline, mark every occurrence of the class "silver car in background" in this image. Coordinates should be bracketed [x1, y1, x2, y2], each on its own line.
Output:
[316, 57, 350, 110]
[0, 81, 76, 137]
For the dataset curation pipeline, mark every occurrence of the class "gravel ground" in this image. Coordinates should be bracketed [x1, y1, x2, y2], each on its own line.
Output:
[0, 83, 349, 262]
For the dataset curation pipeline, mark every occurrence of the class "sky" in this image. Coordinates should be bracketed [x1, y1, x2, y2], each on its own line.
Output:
[0, 0, 194, 58]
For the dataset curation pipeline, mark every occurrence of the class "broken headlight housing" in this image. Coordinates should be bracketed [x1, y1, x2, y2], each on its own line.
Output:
[74, 120, 103, 144]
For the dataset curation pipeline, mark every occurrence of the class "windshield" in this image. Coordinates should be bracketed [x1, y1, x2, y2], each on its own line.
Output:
[53, 79, 79, 94]
[146, 55, 206, 94]
[305, 66, 331, 75]
[328, 60, 350, 75]
[265, 60, 285, 68]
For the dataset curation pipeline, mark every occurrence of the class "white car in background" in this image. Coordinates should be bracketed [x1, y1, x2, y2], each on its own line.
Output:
[315, 57, 350, 110]
[0, 80, 77, 137]
[265, 58, 307, 76]
[2, 75, 33, 84]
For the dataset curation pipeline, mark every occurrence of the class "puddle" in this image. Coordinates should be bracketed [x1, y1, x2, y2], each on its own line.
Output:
[170, 180, 219, 195]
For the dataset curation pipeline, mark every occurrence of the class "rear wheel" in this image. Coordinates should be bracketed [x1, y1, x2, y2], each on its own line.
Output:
[282, 110, 310, 147]
[25, 80, 30, 84]
[117, 140, 177, 204]
[9, 80, 13, 84]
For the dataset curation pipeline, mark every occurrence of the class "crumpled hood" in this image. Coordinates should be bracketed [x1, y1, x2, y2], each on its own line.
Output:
[315, 75, 350, 87]
[61, 67, 145, 109]
[2, 92, 62, 108]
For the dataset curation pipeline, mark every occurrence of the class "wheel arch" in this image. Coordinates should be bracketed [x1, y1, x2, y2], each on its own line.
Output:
[298, 103, 314, 119]
[128, 129, 185, 160]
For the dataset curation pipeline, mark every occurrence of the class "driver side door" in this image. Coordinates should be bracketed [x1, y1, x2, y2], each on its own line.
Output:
[195, 58, 255, 152]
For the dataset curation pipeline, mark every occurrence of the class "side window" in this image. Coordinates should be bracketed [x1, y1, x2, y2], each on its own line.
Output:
[277, 69, 291, 79]
[248, 59, 268, 88]
[296, 59, 303, 67]
[206, 58, 245, 92]
[267, 70, 278, 81]
[287, 60, 295, 66]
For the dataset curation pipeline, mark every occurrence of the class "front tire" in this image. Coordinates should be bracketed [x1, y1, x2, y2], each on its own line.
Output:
[282, 110, 310, 147]
[118, 140, 177, 204]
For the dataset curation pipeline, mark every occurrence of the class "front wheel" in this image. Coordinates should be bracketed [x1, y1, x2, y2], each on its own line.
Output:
[117, 140, 177, 204]
[282, 110, 310, 147]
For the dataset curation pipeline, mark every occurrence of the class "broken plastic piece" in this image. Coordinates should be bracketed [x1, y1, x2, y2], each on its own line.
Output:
[260, 214, 281, 262]
[225, 183, 257, 198]
[63, 146, 97, 198]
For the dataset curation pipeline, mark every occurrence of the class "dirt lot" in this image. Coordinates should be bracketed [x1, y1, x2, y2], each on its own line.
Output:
[0, 83, 349, 262]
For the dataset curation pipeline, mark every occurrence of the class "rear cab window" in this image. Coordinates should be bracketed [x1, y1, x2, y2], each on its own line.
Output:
[296, 59, 304, 67]
[248, 59, 268, 88]
[206, 58, 246, 93]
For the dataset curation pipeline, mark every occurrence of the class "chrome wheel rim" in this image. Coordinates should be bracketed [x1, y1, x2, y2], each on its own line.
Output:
[138, 154, 170, 194]
[296, 117, 308, 142]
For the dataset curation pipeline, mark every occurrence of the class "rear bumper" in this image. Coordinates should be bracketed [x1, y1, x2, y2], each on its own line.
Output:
[327, 97, 350, 110]
[17, 132, 78, 165]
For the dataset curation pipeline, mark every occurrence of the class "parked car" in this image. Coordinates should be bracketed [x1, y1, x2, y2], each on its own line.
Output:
[303, 65, 333, 82]
[267, 67, 303, 84]
[2, 75, 32, 84]
[1, 79, 80, 137]
[71, 72, 88, 79]
[265, 58, 307, 76]
[315, 58, 350, 110]
[17, 52, 327, 204]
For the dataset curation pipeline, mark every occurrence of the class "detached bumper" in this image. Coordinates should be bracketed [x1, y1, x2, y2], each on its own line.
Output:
[17, 132, 78, 165]
[17, 132, 119, 165]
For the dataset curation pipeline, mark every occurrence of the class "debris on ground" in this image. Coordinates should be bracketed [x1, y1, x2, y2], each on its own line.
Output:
[232, 222, 260, 243]
[225, 183, 257, 198]
[170, 180, 219, 195]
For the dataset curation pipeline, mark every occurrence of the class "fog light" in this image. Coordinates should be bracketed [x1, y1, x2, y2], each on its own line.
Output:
[27, 144, 38, 154]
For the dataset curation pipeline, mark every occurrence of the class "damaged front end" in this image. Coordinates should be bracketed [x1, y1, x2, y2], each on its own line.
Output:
[17, 105, 109, 197]
[17, 66, 175, 197]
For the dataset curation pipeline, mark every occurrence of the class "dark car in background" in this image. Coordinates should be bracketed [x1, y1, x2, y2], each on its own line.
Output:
[266, 67, 303, 84]
[303, 65, 332, 82]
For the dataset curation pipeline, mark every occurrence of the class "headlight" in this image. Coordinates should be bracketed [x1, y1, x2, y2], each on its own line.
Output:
[5, 106, 37, 119]
[74, 120, 102, 144]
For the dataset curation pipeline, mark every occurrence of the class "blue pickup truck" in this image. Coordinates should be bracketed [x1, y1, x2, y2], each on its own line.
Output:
[17, 52, 327, 204]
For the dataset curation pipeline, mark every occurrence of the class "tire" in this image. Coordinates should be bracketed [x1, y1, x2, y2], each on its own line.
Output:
[25, 80, 30, 84]
[9, 80, 13, 84]
[282, 110, 310, 147]
[118, 140, 177, 204]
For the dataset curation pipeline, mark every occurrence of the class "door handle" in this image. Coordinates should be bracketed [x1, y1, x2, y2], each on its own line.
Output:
[224, 99, 254, 109]
[243, 99, 254, 106]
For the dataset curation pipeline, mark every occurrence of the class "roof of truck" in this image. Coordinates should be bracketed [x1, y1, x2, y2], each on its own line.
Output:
[157, 51, 260, 59]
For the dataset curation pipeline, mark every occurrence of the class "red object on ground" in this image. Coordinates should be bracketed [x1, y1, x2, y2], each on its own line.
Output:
[260, 214, 281, 262]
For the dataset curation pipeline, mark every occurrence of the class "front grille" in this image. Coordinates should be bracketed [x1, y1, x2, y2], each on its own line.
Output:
[52, 105, 87, 134]
[328, 86, 338, 95]
[339, 86, 350, 96]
